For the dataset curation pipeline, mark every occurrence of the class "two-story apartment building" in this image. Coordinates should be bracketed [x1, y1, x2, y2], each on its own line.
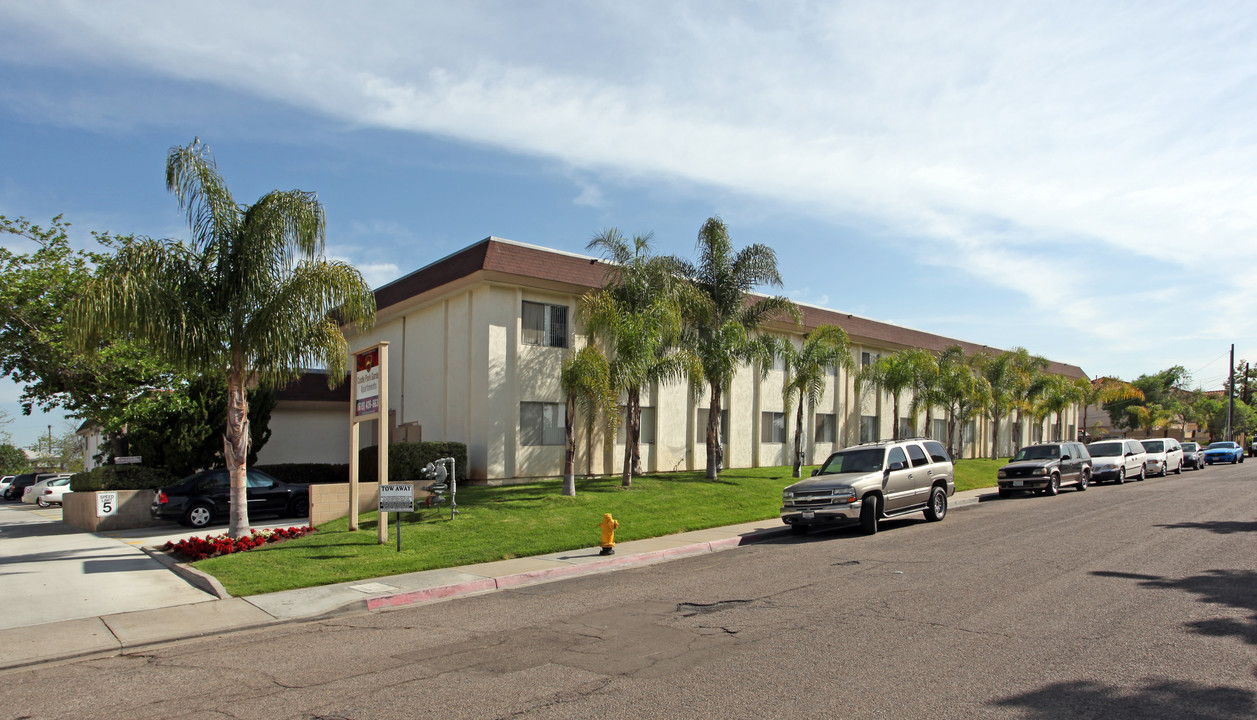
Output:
[257, 236, 1088, 480]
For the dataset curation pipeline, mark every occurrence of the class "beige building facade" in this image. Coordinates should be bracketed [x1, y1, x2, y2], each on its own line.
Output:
[259, 237, 1089, 480]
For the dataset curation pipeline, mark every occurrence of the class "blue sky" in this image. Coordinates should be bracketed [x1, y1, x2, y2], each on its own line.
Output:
[1, 1, 1255, 448]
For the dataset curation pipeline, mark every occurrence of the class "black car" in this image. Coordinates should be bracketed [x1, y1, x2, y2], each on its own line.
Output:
[1181, 442, 1207, 470]
[997, 442, 1093, 497]
[151, 468, 309, 529]
[4, 472, 50, 500]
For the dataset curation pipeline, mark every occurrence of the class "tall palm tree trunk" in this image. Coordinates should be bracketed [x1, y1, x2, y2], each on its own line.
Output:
[224, 370, 251, 538]
[792, 396, 805, 478]
[563, 393, 576, 496]
[991, 410, 1002, 459]
[706, 383, 723, 480]
[621, 388, 641, 487]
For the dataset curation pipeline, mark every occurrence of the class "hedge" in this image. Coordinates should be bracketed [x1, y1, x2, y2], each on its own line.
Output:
[358, 441, 468, 484]
[71, 465, 179, 492]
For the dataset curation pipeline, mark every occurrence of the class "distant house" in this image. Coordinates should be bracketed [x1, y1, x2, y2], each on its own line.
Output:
[263, 236, 1089, 479]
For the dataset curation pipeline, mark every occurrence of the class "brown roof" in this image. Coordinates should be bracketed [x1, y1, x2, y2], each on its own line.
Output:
[276, 371, 350, 403]
[369, 237, 1089, 381]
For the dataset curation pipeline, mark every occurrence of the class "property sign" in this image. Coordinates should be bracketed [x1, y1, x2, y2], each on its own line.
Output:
[114, 456, 141, 464]
[355, 347, 381, 418]
[378, 484, 414, 513]
[96, 492, 119, 517]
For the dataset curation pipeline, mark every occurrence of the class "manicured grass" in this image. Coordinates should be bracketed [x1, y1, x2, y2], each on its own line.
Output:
[952, 457, 1007, 492]
[196, 466, 808, 596]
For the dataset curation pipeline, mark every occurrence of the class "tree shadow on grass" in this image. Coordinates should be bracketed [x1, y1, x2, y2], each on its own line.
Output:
[992, 678, 1255, 719]
[1093, 569, 1257, 646]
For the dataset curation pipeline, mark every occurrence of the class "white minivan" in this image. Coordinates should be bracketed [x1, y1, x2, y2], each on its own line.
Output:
[1086, 438, 1148, 484]
[1140, 437, 1184, 476]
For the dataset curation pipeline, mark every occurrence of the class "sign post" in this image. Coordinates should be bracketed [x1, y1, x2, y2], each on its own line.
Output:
[349, 342, 390, 542]
[379, 483, 414, 552]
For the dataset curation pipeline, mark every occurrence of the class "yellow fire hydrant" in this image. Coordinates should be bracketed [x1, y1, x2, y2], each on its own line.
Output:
[598, 513, 620, 555]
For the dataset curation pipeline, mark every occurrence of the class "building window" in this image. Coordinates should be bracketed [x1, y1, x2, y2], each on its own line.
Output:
[522, 301, 568, 348]
[761, 412, 786, 443]
[1032, 424, 1043, 443]
[617, 406, 656, 445]
[697, 408, 729, 444]
[1051, 424, 1061, 442]
[932, 419, 947, 440]
[861, 351, 873, 367]
[963, 419, 976, 444]
[825, 363, 838, 377]
[815, 413, 836, 443]
[520, 402, 566, 446]
[899, 417, 913, 439]
[860, 415, 879, 443]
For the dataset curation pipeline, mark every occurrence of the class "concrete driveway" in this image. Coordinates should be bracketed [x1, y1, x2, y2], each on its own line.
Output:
[0, 501, 216, 630]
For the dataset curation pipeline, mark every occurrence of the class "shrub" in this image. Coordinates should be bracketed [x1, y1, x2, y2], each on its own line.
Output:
[164, 526, 315, 561]
[358, 441, 468, 484]
[71, 464, 179, 492]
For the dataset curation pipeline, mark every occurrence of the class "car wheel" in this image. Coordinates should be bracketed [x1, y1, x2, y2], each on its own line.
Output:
[1115, 468, 1125, 485]
[1077, 470, 1089, 491]
[925, 486, 947, 521]
[185, 503, 214, 529]
[790, 523, 809, 535]
[1232, 454, 1239, 464]
[998, 487, 1012, 499]
[1044, 474, 1060, 496]
[1160, 461, 1169, 477]
[36, 496, 50, 507]
[1137, 464, 1146, 481]
[287, 495, 309, 518]
[1174, 461, 1182, 475]
[860, 494, 879, 535]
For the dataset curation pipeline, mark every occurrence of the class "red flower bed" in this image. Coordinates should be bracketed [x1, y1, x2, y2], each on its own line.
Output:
[164, 526, 316, 561]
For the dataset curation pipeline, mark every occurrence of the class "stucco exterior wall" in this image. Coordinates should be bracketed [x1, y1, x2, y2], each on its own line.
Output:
[257, 402, 350, 465]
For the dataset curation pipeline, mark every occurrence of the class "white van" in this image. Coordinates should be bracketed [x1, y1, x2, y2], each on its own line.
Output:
[1139, 437, 1184, 476]
[1086, 438, 1148, 484]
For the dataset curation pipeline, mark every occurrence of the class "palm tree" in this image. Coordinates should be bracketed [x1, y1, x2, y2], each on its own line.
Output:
[72, 139, 375, 538]
[974, 351, 1017, 459]
[675, 217, 799, 479]
[907, 351, 941, 439]
[858, 349, 935, 441]
[781, 325, 854, 477]
[583, 229, 692, 487]
[560, 345, 617, 496]
[1007, 348, 1050, 452]
[937, 346, 991, 458]
[1073, 377, 1144, 441]
[1033, 374, 1085, 442]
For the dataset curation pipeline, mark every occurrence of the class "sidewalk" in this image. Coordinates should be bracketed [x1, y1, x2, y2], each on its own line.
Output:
[0, 487, 996, 671]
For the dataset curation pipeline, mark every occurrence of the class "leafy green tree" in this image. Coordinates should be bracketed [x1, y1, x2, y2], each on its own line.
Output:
[1074, 377, 1144, 440]
[124, 376, 276, 477]
[0, 216, 175, 440]
[72, 139, 375, 538]
[781, 325, 854, 477]
[675, 217, 799, 479]
[974, 351, 1018, 459]
[1107, 366, 1191, 431]
[1006, 348, 1050, 452]
[0, 443, 28, 473]
[559, 346, 617, 495]
[1033, 374, 1085, 442]
[858, 348, 935, 441]
[583, 229, 692, 486]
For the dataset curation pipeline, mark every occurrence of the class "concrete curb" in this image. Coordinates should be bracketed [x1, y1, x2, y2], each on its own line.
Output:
[140, 545, 232, 600]
[367, 531, 775, 611]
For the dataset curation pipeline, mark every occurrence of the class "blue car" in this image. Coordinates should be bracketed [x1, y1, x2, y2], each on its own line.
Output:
[1203, 441, 1245, 465]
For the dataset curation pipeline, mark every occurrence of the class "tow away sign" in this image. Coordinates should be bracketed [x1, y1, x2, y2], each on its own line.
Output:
[378, 484, 414, 513]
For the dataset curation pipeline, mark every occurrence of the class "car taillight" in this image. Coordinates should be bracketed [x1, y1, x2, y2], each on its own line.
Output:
[157, 491, 169, 504]
[42, 489, 52, 495]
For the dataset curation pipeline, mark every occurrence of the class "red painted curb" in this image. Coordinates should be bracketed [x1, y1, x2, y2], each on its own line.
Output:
[366, 577, 498, 610]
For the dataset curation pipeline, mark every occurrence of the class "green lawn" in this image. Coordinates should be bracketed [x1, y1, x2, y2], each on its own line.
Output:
[196, 459, 1005, 597]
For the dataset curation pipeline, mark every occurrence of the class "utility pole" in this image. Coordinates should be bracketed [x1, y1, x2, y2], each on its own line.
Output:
[1226, 344, 1235, 440]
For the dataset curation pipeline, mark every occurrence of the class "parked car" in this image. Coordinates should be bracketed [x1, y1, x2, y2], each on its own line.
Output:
[781, 438, 955, 535]
[21, 474, 72, 504]
[151, 468, 310, 529]
[32, 475, 74, 507]
[1140, 438, 1184, 476]
[0, 476, 14, 496]
[1085, 439, 1147, 484]
[997, 442, 1093, 497]
[1249, 439, 1257, 458]
[1203, 441, 1245, 465]
[3, 473, 38, 501]
[1181, 442, 1207, 470]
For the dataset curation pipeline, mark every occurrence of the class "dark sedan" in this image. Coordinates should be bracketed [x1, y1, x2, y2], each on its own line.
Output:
[1181, 442, 1207, 470]
[151, 468, 309, 529]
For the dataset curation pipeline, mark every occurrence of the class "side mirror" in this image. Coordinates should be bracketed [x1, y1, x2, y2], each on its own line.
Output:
[810, 469, 819, 476]
[1061, 455, 1070, 461]
[888, 461, 905, 471]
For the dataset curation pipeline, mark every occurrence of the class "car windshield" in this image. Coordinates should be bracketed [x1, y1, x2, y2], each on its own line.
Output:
[1182, 443, 1198, 451]
[1207, 442, 1235, 449]
[1088, 442, 1123, 457]
[1012, 445, 1061, 461]
[818, 448, 884, 474]
[1142, 440, 1165, 452]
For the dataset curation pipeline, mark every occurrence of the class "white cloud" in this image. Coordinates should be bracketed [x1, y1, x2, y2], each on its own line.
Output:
[3, 0, 1256, 378]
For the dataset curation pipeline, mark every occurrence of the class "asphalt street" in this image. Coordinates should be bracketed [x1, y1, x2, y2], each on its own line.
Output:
[3, 461, 1257, 719]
